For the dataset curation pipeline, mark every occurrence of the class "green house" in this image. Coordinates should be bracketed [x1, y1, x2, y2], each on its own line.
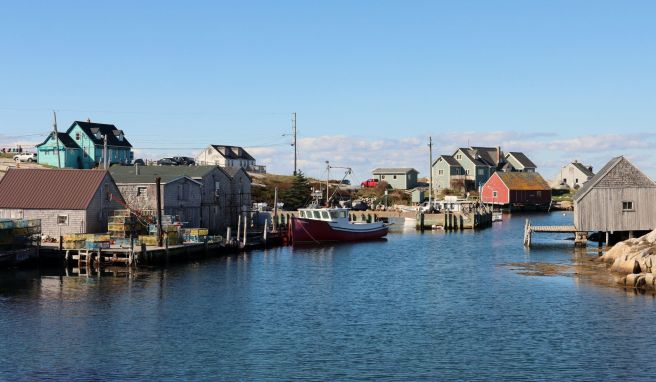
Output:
[37, 121, 133, 169]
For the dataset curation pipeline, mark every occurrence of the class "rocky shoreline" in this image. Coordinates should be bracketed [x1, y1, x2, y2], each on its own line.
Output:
[599, 230, 656, 290]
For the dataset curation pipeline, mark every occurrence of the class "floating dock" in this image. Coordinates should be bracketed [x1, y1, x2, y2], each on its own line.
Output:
[523, 219, 587, 247]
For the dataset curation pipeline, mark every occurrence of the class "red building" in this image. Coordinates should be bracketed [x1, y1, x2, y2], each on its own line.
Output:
[481, 172, 551, 210]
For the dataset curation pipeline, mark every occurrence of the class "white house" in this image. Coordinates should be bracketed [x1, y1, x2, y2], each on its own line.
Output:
[195, 145, 265, 173]
[555, 160, 594, 189]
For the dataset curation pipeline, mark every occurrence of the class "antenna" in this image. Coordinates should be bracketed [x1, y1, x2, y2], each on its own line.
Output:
[53, 111, 61, 168]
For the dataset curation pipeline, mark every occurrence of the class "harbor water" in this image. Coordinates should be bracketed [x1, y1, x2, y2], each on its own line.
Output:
[2, 211, 656, 381]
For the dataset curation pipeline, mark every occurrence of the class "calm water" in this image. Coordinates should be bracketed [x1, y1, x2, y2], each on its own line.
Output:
[2, 212, 656, 381]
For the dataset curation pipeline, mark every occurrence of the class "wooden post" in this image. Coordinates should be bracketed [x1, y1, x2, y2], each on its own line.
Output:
[263, 219, 268, 243]
[606, 231, 610, 247]
[272, 187, 278, 232]
[237, 215, 241, 242]
[243, 215, 248, 246]
[226, 226, 231, 245]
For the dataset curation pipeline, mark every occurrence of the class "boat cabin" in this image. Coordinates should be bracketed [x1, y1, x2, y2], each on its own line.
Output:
[298, 208, 349, 221]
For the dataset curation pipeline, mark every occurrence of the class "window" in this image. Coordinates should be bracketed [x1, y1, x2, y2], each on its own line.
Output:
[75, 132, 80, 140]
[393, 175, 397, 179]
[57, 214, 69, 226]
[438, 170, 443, 175]
[622, 201, 634, 211]
[382, 175, 386, 179]
[137, 186, 147, 197]
[338, 211, 348, 218]
[321, 211, 330, 219]
[477, 168, 485, 176]
[465, 169, 470, 175]
[313, 211, 321, 219]
[456, 154, 462, 160]
[493, 191, 497, 198]
[537, 191, 542, 197]
[575, 178, 579, 184]
[329, 211, 338, 219]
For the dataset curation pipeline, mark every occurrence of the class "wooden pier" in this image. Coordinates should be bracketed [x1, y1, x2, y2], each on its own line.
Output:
[523, 219, 587, 247]
[417, 210, 493, 231]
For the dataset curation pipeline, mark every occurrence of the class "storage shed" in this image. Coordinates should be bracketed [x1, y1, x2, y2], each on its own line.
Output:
[0, 169, 124, 236]
[573, 156, 656, 236]
[481, 172, 551, 210]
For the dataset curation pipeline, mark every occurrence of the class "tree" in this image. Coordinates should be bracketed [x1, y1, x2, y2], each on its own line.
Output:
[282, 171, 312, 210]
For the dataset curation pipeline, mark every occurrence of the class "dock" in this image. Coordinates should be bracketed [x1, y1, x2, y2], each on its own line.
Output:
[523, 219, 587, 247]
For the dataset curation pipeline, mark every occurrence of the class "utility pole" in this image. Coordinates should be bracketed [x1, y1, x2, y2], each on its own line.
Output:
[103, 134, 108, 169]
[292, 112, 297, 175]
[53, 111, 61, 168]
[428, 136, 433, 210]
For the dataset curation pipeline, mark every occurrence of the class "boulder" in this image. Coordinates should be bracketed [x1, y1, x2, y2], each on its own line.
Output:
[644, 273, 656, 288]
[611, 258, 640, 274]
[635, 275, 647, 289]
[642, 230, 656, 244]
[626, 273, 641, 287]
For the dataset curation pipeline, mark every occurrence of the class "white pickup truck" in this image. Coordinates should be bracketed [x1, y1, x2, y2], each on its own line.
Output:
[13, 153, 37, 162]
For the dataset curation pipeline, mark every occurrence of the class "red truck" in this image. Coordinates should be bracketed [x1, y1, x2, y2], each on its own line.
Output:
[360, 178, 379, 188]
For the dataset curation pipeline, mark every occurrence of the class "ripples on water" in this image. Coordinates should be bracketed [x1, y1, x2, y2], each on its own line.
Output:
[2, 212, 656, 381]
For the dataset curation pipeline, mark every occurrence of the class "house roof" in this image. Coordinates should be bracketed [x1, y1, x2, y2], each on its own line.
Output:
[109, 165, 216, 184]
[506, 152, 537, 169]
[222, 166, 253, 181]
[573, 156, 656, 202]
[494, 172, 550, 191]
[36, 132, 80, 149]
[570, 161, 594, 177]
[434, 155, 461, 167]
[455, 148, 489, 167]
[69, 121, 133, 148]
[0, 169, 112, 210]
[210, 145, 255, 161]
[372, 168, 419, 175]
[470, 147, 503, 166]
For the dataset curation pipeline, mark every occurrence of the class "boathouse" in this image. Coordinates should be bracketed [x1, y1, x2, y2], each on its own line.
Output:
[222, 166, 253, 226]
[573, 156, 656, 239]
[110, 165, 237, 233]
[481, 172, 551, 210]
[0, 169, 124, 236]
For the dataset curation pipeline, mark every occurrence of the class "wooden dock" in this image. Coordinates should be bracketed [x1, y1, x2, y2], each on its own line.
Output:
[523, 219, 587, 247]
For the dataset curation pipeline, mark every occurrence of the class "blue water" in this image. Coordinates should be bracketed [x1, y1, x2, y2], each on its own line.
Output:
[2, 212, 656, 381]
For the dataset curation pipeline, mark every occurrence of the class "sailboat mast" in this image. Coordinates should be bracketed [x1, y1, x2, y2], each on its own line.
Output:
[53, 111, 61, 168]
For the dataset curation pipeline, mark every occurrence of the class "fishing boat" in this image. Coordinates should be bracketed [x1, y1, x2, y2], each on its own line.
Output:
[291, 207, 389, 244]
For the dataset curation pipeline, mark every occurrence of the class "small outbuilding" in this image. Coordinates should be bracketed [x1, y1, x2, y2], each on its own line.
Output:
[481, 172, 551, 210]
[0, 169, 124, 236]
[573, 156, 656, 237]
[372, 168, 419, 190]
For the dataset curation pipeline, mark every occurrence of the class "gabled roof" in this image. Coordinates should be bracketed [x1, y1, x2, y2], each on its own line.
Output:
[454, 148, 489, 167]
[222, 166, 252, 181]
[433, 155, 461, 167]
[372, 168, 419, 175]
[36, 132, 80, 149]
[494, 172, 550, 190]
[506, 152, 537, 169]
[109, 165, 215, 184]
[0, 169, 113, 209]
[470, 146, 502, 166]
[68, 121, 132, 148]
[210, 145, 255, 161]
[574, 156, 656, 202]
[570, 161, 594, 177]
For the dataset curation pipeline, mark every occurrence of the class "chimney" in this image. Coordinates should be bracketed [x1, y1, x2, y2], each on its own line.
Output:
[87, 118, 91, 123]
[588, 166, 593, 172]
[135, 163, 140, 175]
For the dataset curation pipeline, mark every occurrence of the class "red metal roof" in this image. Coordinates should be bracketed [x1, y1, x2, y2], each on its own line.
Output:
[0, 169, 111, 210]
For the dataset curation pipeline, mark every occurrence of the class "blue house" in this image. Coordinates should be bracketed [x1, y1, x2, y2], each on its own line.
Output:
[37, 121, 133, 169]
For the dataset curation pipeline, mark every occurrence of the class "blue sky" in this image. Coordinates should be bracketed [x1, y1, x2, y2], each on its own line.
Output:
[1, 1, 655, 181]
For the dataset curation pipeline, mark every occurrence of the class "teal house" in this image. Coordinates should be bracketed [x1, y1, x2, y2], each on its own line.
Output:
[37, 121, 133, 169]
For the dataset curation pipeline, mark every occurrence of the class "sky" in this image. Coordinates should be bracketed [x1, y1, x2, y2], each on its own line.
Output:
[1, 0, 655, 182]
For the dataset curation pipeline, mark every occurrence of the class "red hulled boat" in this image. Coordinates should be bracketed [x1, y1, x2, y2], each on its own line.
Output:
[291, 207, 389, 244]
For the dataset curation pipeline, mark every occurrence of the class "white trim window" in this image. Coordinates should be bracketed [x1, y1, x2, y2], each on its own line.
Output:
[57, 214, 69, 226]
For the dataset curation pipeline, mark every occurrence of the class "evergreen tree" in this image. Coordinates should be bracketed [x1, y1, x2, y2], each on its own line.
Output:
[282, 171, 311, 210]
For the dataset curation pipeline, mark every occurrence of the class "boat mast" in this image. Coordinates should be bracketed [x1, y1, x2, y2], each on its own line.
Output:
[53, 111, 61, 168]
[325, 160, 330, 207]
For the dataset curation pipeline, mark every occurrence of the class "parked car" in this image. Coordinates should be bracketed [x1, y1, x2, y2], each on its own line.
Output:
[13, 153, 37, 162]
[351, 200, 369, 211]
[172, 156, 195, 166]
[360, 178, 379, 188]
[132, 158, 146, 166]
[157, 157, 178, 166]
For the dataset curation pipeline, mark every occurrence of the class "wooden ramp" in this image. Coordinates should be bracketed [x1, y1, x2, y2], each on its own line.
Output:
[523, 219, 586, 247]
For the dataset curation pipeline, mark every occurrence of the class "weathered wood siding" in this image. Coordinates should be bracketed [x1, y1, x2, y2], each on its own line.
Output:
[574, 188, 656, 232]
[85, 174, 125, 233]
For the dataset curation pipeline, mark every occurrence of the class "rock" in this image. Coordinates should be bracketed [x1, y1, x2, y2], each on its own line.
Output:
[644, 273, 656, 288]
[626, 273, 640, 287]
[643, 230, 656, 244]
[611, 258, 640, 274]
[635, 275, 647, 289]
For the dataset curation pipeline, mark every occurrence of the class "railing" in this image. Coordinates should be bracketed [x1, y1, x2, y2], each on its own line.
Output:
[247, 164, 266, 173]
